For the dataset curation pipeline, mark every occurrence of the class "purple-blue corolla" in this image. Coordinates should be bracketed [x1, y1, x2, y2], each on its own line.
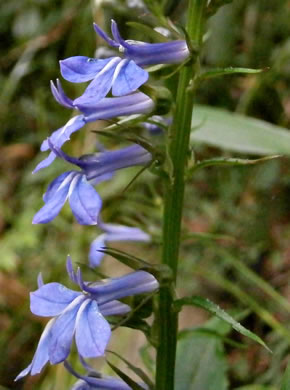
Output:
[33, 143, 152, 225]
[89, 220, 151, 267]
[16, 257, 158, 380]
[34, 84, 154, 173]
[59, 20, 189, 105]
[65, 360, 144, 390]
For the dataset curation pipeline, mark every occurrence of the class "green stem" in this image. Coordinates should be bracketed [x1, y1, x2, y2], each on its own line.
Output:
[155, 1, 207, 389]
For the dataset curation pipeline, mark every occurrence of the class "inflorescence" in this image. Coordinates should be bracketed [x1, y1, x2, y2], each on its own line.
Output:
[17, 20, 189, 388]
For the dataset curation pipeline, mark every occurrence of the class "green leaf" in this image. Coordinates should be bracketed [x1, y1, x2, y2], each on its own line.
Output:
[179, 327, 247, 349]
[192, 156, 280, 171]
[175, 327, 228, 390]
[200, 67, 267, 80]
[98, 247, 152, 270]
[234, 386, 277, 390]
[104, 114, 147, 132]
[191, 105, 290, 155]
[174, 296, 271, 352]
[100, 247, 172, 283]
[106, 360, 145, 390]
[140, 344, 155, 375]
[281, 361, 290, 390]
[107, 350, 154, 389]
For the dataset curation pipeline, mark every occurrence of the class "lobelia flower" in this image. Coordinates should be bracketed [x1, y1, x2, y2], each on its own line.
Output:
[33, 143, 152, 225]
[64, 360, 147, 390]
[59, 20, 189, 106]
[16, 257, 159, 380]
[89, 220, 151, 267]
[34, 84, 154, 173]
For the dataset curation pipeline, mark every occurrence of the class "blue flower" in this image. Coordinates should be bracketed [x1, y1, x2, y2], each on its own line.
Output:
[65, 360, 141, 390]
[32, 171, 103, 225]
[15, 257, 159, 380]
[59, 20, 189, 105]
[89, 220, 151, 267]
[34, 86, 154, 173]
[33, 144, 152, 225]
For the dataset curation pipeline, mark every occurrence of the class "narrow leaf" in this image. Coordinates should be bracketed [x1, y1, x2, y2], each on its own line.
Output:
[99, 247, 172, 282]
[107, 350, 154, 389]
[103, 114, 147, 132]
[192, 155, 280, 171]
[234, 386, 277, 390]
[140, 344, 155, 375]
[106, 360, 145, 390]
[200, 67, 267, 80]
[191, 105, 290, 155]
[174, 296, 270, 352]
[179, 327, 247, 349]
[282, 361, 290, 390]
[98, 247, 152, 270]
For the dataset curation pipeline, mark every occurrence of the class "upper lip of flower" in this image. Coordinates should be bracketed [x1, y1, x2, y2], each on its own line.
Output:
[94, 19, 190, 67]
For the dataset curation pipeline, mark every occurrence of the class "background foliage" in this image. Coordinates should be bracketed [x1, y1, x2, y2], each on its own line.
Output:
[1, 0, 290, 389]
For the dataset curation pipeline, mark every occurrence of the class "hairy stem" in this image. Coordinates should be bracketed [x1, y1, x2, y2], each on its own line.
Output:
[155, 1, 207, 389]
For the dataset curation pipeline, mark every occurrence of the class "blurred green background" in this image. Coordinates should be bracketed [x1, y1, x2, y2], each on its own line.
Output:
[1, 0, 290, 389]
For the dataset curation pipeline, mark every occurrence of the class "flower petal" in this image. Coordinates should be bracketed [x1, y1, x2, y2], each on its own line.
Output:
[15, 364, 32, 381]
[66, 255, 78, 284]
[34, 116, 86, 173]
[111, 59, 148, 96]
[41, 115, 86, 152]
[100, 222, 151, 242]
[33, 151, 57, 174]
[84, 271, 159, 304]
[60, 56, 114, 83]
[93, 23, 119, 48]
[69, 176, 102, 225]
[30, 283, 81, 317]
[76, 92, 154, 120]
[43, 171, 74, 203]
[111, 20, 126, 47]
[32, 173, 76, 224]
[75, 300, 111, 358]
[15, 318, 55, 380]
[48, 295, 86, 364]
[74, 57, 121, 105]
[99, 300, 130, 316]
[37, 273, 44, 288]
[50, 79, 74, 109]
[89, 234, 106, 267]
